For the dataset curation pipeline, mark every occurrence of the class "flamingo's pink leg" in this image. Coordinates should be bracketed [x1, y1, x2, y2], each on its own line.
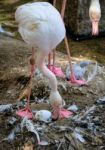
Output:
[16, 47, 35, 119]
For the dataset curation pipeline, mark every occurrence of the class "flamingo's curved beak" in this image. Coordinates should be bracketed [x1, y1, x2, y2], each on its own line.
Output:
[92, 20, 99, 36]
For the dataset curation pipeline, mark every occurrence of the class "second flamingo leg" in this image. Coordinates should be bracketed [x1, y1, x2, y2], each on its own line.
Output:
[61, 0, 86, 85]
[64, 37, 87, 85]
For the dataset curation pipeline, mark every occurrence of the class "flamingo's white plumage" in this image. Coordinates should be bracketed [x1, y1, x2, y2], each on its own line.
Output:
[89, 0, 101, 35]
[15, 2, 71, 119]
[15, 2, 65, 53]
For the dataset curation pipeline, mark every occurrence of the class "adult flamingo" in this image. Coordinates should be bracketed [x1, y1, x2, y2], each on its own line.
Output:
[15, 2, 71, 119]
[89, 0, 101, 35]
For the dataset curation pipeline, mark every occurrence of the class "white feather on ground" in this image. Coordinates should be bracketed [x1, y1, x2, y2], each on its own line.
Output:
[21, 117, 49, 145]
[0, 104, 12, 113]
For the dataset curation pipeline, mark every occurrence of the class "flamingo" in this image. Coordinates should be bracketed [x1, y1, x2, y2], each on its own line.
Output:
[15, 2, 71, 119]
[89, 0, 101, 35]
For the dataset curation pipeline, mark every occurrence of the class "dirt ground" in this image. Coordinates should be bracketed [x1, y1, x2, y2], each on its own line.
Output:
[0, 34, 105, 150]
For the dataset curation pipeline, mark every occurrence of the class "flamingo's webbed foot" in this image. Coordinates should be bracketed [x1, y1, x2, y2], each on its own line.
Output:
[49, 65, 65, 78]
[52, 108, 72, 120]
[70, 74, 87, 86]
[16, 107, 33, 119]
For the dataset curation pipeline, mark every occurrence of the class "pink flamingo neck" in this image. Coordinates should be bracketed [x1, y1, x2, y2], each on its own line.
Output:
[37, 51, 58, 92]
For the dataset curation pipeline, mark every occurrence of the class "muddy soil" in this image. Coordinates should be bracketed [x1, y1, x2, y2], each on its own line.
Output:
[0, 34, 105, 150]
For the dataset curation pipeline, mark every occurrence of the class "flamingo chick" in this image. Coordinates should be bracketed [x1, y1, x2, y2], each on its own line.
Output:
[15, 2, 71, 119]
[89, 0, 101, 35]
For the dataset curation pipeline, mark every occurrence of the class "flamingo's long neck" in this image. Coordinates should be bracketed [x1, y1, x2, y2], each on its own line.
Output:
[90, 0, 100, 10]
[36, 51, 58, 92]
[91, 0, 99, 3]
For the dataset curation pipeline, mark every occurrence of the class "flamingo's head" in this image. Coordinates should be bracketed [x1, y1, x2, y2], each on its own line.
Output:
[49, 91, 65, 108]
[89, 0, 101, 36]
